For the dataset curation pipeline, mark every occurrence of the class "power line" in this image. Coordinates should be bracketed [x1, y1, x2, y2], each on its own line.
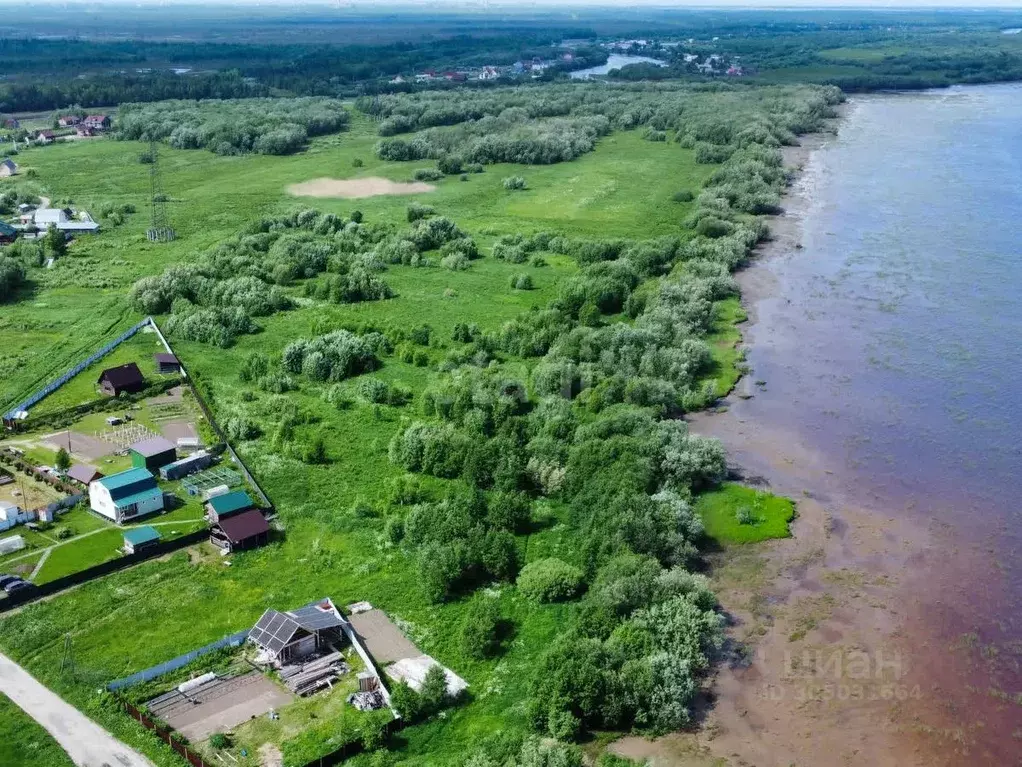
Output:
[146, 140, 175, 243]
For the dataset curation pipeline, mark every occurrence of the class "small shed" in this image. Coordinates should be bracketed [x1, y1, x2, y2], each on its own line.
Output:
[0, 535, 26, 556]
[123, 526, 162, 554]
[160, 450, 213, 481]
[205, 490, 254, 523]
[248, 599, 344, 665]
[0, 158, 16, 178]
[154, 353, 181, 374]
[98, 363, 145, 396]
[129, 436, 177, 472]
[66, 463, 103, 486]
[211, 508, 269, 554]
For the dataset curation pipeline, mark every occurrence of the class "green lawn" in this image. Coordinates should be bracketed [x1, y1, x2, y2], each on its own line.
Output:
[0, 693, 74, 767]
[695, 483, 795, 545]
[34, 528, 123, 584]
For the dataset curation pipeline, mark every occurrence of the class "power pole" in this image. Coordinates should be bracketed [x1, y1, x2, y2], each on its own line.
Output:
[60, 634, 75, 678]
[146, 139, 175, 243]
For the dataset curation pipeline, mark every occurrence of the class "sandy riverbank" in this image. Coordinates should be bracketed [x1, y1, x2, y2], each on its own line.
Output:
[613, 102, 1009, 766]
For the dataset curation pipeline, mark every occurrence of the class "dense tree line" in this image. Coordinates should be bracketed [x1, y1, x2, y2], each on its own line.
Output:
[362, 81, 840, 168]
[116, 97, 349, 155]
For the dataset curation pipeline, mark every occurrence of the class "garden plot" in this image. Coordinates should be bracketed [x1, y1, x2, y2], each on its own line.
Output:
[147, 671, 293, 742]
[181, 466, 243, 496]
[96, 422, 162, 451]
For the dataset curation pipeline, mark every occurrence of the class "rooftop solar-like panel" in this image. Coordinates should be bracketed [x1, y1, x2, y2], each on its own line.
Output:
[289, 602, 343, 632]
[250, 609, 302, 655]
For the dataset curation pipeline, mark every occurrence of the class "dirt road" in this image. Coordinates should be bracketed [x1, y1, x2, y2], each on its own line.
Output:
[0, 651, 155, 767]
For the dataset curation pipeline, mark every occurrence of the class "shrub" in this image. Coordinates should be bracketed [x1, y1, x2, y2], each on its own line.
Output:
[413, 168, 444, 182]
[672, 189, 694, 202]
[502, 176, 527, 191]
[461, 597, 504, 660]
[209, 733, 230, 750]
[510, 273, 534, 290]
[735, 506, 754, 525]
[407, 202, 435, 222]
[517, 558, 583, 603]
[357, 378, 390, 404]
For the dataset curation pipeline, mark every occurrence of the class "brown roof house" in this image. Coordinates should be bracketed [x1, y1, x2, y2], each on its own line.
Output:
[66, 464, 104, 486]
[98, 362, 145, 397]
[211, 508, 270, 554]
[83, 115, 111, 130]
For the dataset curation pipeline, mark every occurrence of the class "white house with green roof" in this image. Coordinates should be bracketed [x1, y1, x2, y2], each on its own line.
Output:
[89, 467, 164, 524]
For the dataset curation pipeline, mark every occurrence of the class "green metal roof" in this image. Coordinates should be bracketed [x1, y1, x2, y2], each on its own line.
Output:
[0, 221, 16, 236]
[207, 490, 253, 517]
[112, 487, 163, 509]
[123, 526, 161, 546]
[97, 468, 155, 493]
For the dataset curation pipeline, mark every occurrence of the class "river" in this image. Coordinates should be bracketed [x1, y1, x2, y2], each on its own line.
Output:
[569, 54, 665, 79]
[691, 84, 1022, 765]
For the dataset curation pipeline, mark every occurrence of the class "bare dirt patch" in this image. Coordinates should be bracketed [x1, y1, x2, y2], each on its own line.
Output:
[40, 430, 112, 462]
[287, 177, 436, 199]
[348, 608, 419, 664]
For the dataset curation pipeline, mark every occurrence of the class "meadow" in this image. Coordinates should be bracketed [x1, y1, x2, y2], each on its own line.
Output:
[0, 693, 76, 767]
[0, 84, 820, 766]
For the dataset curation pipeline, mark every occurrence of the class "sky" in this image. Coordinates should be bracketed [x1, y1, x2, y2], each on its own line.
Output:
[13, 0, 1022, 7]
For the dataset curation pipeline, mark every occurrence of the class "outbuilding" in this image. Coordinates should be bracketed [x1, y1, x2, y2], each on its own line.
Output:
[66, 463, 103, 486]
[0, 221, 17, 245]
[98, 363, 145, 397]
[159, 450, 213, 481]
[123, 525, 162, 554]
[0, 158, 16, 178]
[211, 508, 269, 553]
[248, 599, 344, 666]
[89, 467, 164, 524]
[129, 436, 177, 472]
[205, 490, 254, 524]
[154, 353, 181, 374]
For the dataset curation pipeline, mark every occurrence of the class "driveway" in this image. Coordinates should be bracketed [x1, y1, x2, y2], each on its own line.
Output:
[0, 651, 155, 767]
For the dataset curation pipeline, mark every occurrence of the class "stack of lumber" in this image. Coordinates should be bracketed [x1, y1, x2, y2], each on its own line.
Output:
[279, 651, 349, 696]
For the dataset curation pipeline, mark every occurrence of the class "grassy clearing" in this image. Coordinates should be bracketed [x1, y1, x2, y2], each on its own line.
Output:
[696, 483, 795, 545]
[0, 693, 75, 767]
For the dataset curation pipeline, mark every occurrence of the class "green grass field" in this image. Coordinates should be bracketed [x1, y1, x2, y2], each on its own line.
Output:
[0, 693, 74, 767]
[0, 103, 779, 767]
[695, 483, 795, 545]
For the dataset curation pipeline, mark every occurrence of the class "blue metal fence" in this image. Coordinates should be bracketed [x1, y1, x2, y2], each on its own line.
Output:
[107, 629, 250, 691]
[3, 317, 154, 421]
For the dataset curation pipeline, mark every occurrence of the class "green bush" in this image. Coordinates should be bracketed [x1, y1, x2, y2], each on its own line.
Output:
[461, 597, 504, 659]
[510, 273, 534, 290]
[413, 168, 444, 182]
[672, 189, 694, 202]
[517, 558, 583, 603]
[502, 176, 527, 191]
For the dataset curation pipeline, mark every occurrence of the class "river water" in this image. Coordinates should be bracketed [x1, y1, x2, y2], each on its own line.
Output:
[697, 84, 1022, 762]
[569, 54, 665, 79]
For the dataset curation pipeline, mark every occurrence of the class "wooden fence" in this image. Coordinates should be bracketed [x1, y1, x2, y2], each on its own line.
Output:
[118, 697, 212, 767]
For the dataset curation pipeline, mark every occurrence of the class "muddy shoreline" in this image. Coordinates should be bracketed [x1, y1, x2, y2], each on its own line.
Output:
[615, 100, 1015, 767]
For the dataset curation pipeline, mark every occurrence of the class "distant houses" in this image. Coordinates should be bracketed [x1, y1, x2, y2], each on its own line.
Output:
[57, 115, 81, 128]
[89, 467, 165, 524]
[18, 207, 100, 234]
[98, 362, 145, 396]
[82, 114, 111, 131]
[210, 508, 270, 553]
[36, 130, 55, 144]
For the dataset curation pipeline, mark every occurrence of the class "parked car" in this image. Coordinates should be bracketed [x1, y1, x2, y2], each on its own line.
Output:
[0, 574, 20, 589]
[5, 580, 33, 595]
[3, 576, 26, 593]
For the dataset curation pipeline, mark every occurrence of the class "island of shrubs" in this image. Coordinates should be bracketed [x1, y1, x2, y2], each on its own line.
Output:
[116, 96, 349, 155]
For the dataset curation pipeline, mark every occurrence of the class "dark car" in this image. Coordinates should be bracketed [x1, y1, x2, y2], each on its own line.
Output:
[2, 577, 27, 594]
[0, 574, 19, 589]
